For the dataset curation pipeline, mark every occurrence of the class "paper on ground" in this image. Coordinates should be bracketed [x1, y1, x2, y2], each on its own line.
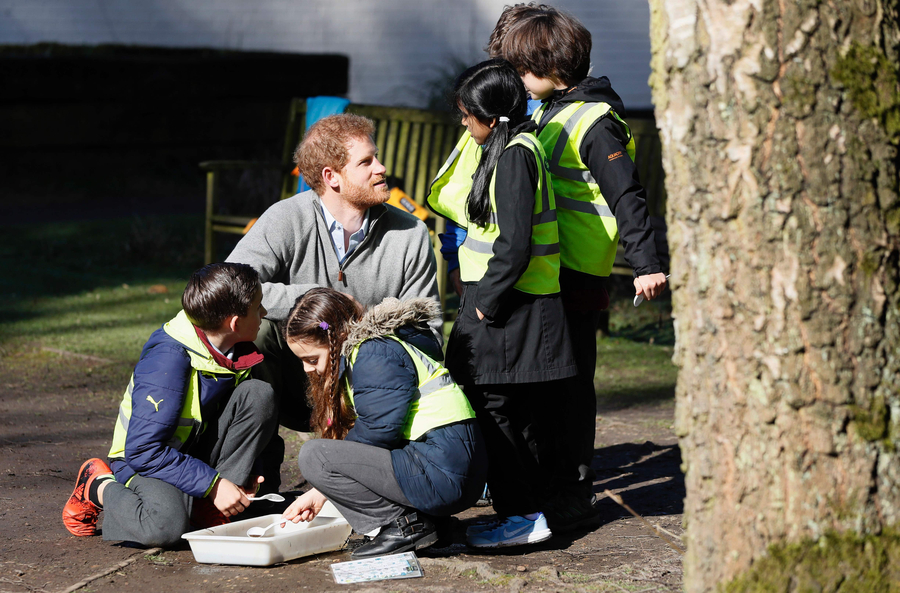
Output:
[330, 551, 423, 584]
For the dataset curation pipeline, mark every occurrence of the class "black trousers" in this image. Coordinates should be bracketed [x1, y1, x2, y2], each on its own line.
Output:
[551, 307, 601, 497]
[464, 380, 565, 518]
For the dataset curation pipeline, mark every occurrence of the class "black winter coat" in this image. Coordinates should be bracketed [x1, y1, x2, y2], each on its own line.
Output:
[445, 141, 577, 386]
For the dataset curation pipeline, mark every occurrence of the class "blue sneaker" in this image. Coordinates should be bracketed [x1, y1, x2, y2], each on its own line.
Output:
[465, 518, 500, 537]
[466, 513, 552, 548]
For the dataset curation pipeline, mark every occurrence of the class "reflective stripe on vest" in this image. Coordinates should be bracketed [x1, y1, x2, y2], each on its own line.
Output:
[347, 336, 475, 442]
[460, 207, 557, 256]
[456, 133, 561, 294]
[115, 401, 194, 446]
[533, 102, 634, 277]
[108, 372, 203, 460]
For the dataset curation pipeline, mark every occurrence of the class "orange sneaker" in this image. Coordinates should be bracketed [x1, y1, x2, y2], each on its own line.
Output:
[62, 458, 112, 536]
[190, 496, 230, 529]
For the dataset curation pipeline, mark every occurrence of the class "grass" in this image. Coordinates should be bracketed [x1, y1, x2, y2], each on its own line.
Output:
[0, 216, 677, 411]
[596, 283, 676, 408]
[3, 283, 188, 361]
[595, 335, 676, 409]
[0, 215, 202, 362]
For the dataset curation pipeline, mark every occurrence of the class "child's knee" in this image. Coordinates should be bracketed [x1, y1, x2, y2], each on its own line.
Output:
[235, 379, 277, 422]
[297, 440, 326, 479]
[139, 514, 190, 548]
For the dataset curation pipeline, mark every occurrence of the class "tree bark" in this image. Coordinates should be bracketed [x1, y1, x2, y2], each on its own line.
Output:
[648, 0, 900, 589]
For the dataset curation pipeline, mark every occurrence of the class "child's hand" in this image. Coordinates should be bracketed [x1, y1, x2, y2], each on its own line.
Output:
[633, 273, 668, 302]
[209, 478, 250, 517]
[240, 475, 265, 496]
[282, 488, 327, 523]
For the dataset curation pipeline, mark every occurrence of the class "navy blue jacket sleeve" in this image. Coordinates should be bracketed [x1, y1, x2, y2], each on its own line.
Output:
[581, 117, 662, 276]
[438, 221, 466, 273]
[344, 338, 418, 449]
[124, 343, 219, 498]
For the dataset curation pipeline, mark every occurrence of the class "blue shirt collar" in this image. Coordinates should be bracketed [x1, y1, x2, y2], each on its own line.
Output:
[320, 203, 370, 263]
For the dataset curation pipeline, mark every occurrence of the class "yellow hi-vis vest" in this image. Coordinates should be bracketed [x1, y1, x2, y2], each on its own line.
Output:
[532, 101, 634, 277]
[108, 311, 252, 463]
[427, 131, 481, 230]
[427, 131, 561, 295]
[346, 335, 475, 441]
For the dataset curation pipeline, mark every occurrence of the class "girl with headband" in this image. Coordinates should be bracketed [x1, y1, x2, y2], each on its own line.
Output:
[279, 288, 486, 557]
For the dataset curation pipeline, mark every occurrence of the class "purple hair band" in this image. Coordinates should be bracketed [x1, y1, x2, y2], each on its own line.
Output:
[318, 322, 330, 331]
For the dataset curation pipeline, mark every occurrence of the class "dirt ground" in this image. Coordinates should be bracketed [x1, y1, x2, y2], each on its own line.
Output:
[0, 347, 684, 593]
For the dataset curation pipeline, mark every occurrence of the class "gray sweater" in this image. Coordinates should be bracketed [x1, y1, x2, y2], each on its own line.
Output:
[226, 190, 442, 336]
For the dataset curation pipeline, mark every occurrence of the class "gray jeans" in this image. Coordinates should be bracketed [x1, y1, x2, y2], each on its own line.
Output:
[298, 439, 412, 534]
[101, 379, 277, 546]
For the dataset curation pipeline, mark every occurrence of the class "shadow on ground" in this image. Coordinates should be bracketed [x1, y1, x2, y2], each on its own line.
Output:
[1, 348, 684, 593]
[451, 440, 684, 558]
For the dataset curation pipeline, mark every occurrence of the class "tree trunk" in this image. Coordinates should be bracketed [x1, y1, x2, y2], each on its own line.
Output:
[648, 0, 900, 589]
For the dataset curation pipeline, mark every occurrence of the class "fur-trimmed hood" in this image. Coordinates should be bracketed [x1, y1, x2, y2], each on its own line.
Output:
[342, 297, 443, 359]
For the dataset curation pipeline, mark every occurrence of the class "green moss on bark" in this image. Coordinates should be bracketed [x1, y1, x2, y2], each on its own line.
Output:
[782, 64, 818, 118]
[832, 44, 900, 143]
[723, 529, 900, 593]
[887, 207, 900, 236]
[860, 251, 881, 277]
[850, 395, 891, 446]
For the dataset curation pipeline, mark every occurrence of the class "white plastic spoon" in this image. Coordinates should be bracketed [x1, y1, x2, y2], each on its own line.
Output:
[246, 518, 312, 537]
[246, 519, 288, 537]
[247, 493, 285, 503]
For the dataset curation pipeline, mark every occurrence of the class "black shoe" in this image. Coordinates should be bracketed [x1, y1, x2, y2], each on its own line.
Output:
[351, 511, 438, 558]
[430, 515, 455, 549]
[544, 492, 601, 533]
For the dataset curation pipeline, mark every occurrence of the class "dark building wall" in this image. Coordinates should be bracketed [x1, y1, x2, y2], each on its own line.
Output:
[0, 45, 348, 218]
[1, 45, 348, 149]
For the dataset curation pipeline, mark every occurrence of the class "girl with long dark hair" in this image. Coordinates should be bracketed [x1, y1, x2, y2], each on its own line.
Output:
[279, 288, 486, 558]
[427, 59, 577, 548]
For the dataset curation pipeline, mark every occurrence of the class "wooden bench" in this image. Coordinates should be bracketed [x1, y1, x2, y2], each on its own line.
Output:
[200, 99, 666, 312]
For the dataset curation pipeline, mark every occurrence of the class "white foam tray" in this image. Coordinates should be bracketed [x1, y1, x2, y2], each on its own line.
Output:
[182, 501, 352, 566]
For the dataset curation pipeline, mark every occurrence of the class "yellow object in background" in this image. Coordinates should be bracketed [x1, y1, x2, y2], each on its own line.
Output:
[387, 188, 429, 221]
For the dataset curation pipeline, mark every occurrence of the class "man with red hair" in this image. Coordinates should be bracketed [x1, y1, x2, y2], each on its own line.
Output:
[227, 114, 441, 491]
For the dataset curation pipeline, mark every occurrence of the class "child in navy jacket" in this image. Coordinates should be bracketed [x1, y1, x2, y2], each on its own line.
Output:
[62, 263, 278, 547]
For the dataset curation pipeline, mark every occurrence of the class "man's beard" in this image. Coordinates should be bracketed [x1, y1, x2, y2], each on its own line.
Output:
[342, 177, 389, 210]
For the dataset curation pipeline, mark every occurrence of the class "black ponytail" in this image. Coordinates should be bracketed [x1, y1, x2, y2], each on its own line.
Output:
[454, 59, 529, 227]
